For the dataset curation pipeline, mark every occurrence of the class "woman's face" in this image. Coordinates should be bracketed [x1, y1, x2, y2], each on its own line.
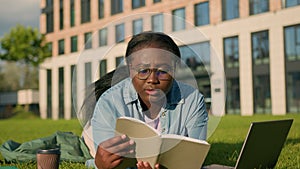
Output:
[129, 48, 177, 108]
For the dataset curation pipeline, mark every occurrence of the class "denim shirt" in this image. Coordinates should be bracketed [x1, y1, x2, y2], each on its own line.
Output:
[91, 77, 208, 148]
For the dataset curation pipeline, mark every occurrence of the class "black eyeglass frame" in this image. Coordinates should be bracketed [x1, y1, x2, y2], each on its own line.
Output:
[130, 66, 175, 80]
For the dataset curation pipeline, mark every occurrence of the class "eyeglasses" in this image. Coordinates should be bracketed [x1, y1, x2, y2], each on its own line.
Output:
[131, 67, 173, 80]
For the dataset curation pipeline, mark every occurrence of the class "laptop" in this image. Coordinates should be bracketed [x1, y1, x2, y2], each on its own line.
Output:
[203, 119, 293, 169]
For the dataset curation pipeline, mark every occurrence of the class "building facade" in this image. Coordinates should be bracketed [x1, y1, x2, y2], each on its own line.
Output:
[39, 0, 300, 119]
[0, 90, 40, 118]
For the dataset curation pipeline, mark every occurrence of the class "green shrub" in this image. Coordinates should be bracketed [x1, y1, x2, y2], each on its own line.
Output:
[12, 105, 39, 119]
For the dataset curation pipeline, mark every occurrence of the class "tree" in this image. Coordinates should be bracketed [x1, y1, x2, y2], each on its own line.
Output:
[0, 24, 51, 67]
[0, 61, 22, 91]
[0, 24, 51, 91]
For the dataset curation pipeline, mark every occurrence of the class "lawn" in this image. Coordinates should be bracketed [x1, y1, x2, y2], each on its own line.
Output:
[0, 114, 299, 168]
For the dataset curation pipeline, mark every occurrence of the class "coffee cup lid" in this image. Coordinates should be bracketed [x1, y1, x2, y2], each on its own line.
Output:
[37, 148, 61, 154]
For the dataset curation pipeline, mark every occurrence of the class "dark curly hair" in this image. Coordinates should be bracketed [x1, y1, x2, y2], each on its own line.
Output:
[125, 31, 181, 63]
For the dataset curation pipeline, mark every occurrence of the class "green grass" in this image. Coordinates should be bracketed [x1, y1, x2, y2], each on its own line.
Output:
[206, 114, 300, 168]
[0, 114, 299, 168]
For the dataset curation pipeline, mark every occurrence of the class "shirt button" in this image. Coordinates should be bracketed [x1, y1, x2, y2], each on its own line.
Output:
[161, 111, 166, 117]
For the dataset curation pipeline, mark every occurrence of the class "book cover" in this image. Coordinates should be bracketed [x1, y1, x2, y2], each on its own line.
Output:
[115, 116, 210, 169]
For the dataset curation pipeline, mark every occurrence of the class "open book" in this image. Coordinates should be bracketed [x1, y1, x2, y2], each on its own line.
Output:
[115, 116, 210, 169]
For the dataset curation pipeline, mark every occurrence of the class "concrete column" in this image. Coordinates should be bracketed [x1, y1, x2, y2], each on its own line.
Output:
[75, 0, 81, 26]
[64, 65, 71, 119]
[270, 0, 282, 12]
[185, 3, 194, 29]
[52, 67, 59, 120]
[269, 25, 286, 115]
[239, 0, 249, 18]
[91, 0, 98, 23]
[64, 0, 70, 29]
[77, 62, 85, 114]
[239, 33, 253, 116]
[39, 67, 47, 119]
[143, 14, 151, 32]
[40, 0, 46, 34]
[210, 0, 222, 25]
[53, 0, 60, 32]
[104, 0, 110, 18]
[163, 12, 172, 34]
[210, 35, 226, 116]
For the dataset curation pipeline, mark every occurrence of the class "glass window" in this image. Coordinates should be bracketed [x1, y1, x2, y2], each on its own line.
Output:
[44, 0, 54, 33]
[116, 56, 124, 67]
[115, 23, 125, 43]
[81, 0, 91, 23]
[58, 39, 65, 55]
[70, 0, 75, 27]
[59, 0, 64, 30]
[85, 62, 92, 88]
[58, 67, 64, 118]
[224, 36, 239, 68]
[179, 42, 211, 109]
[286, 72, 300, 113]
[285, 0, 300, 8]
[153, 0, 161, 3]
[84, 32, 92, 49]
[252, 30, 269, 65]
[194, 2, 210, 26]
[99, 28, 108, 46]
[253, 75, 272, 114]
[222, 0, 239, 21]
[42, 0, 54, 33]
[111, 0, 123, 15]
[133, 18, 143, 35]
[226, 78, 240, 114]
[284, 25, 300, 61]
[179, 42, 210, 72]
[47, 42, 52, 56]
[46, 0, 53, 7]
[172, 8, 185, 32]
[71, 36, 78, 52]
[46, 69, 52, 119]
[249, 0, 269, 15]
[99, 0, 104, 18]
[152, 13, 164, 32]
[132, 0, 145, 9]
[71, 65, 77, 118]
[99, 59, 107, 78]
[46, 12, 54, 33]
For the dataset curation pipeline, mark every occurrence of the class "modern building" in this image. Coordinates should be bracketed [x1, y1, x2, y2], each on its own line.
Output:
[39, 0, 300, 119]
[0, 90, 39, 118]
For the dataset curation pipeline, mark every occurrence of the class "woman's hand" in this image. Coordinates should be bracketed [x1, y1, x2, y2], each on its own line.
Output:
[95, 135, 135, 169]
[136, 161, 160, 169]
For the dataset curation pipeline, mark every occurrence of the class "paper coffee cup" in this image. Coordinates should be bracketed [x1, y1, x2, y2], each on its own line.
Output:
[36, 148, 60, 169]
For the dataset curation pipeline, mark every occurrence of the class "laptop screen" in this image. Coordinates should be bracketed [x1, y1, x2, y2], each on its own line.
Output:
[235, 119, 293, 169]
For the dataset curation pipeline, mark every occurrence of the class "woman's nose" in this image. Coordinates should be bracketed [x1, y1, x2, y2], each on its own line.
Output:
[146, 70, 159, 83]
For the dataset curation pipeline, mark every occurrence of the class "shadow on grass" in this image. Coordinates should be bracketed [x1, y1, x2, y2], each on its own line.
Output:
[203, 142, 243, 166]
[285, 138, 300, 145]
[204, 138, 299, 167]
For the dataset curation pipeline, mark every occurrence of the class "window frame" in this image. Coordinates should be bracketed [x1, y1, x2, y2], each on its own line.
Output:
[222, 0, 239, 21]
[249, 0, 269, 15]
[172, 7, 186, 32]
[194, 1, 210, 26]
[115, 23, 125, 43]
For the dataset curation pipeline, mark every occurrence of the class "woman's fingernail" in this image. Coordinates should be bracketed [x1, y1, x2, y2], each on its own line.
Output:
[129, 139, 134, 145]
[121, 134, 126, 139]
